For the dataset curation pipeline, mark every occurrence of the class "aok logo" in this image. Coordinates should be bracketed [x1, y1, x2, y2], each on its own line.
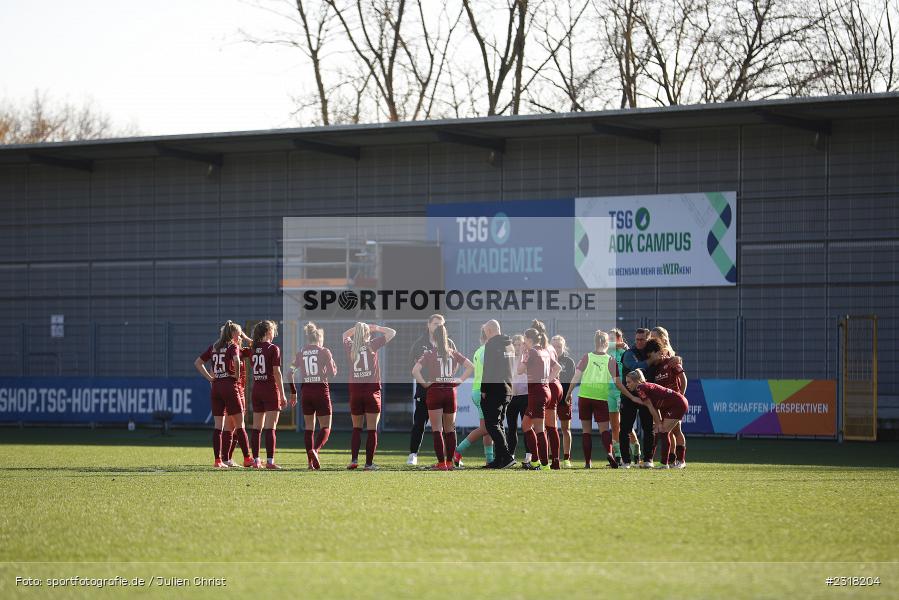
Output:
[455, 213, 511, 245]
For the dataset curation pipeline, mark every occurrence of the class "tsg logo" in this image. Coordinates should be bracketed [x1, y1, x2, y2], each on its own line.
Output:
[456, 212, 511, 245]
[608, 207, 650, 231]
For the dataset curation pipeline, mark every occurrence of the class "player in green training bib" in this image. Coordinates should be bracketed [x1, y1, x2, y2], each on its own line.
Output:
[452, 328, 494, 467]
[565, 330, 628, 469]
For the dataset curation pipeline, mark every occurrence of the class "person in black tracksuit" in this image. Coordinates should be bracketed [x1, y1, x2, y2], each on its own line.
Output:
[407, 315, 456, 465]
[620, 328, 656, 465]
[480, 320, 516, 469]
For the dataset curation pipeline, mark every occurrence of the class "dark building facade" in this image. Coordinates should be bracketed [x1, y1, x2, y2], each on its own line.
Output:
[1, 93, 896, 419]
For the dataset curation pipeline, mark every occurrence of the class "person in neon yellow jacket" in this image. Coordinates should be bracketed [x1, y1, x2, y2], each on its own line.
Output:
[452, 327, 494, 467]
[564, 330, 629, 469]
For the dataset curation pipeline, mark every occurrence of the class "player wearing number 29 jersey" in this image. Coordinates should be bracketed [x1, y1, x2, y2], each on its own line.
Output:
[251, 341, 282, 413]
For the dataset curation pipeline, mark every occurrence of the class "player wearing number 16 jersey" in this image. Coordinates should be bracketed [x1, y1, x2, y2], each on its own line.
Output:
[412, 324, 474, 470]
[343, 322, 397, 470]
[292, 322, 337, 470]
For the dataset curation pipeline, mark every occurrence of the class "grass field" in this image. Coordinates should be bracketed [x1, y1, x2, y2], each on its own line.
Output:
[0, 428, 897, 599]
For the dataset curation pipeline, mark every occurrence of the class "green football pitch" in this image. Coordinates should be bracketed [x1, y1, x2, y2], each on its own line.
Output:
[0, 428, 896, 599]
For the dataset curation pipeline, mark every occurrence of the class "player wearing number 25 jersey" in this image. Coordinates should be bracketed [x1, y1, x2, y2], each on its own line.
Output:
[195, 320, 247, 468]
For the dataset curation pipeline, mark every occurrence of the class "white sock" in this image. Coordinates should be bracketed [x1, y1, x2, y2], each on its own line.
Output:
[267, 458, 274, 465]
[524, 452, 532, 462]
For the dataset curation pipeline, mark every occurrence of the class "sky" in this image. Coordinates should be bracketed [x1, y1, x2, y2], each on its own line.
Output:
[0, 0, 308, 136]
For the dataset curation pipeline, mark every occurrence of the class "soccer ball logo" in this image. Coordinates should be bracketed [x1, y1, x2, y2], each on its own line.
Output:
[338, 290, 359, 310]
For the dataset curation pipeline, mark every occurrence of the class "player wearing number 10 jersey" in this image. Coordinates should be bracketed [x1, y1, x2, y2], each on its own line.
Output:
[291, 322, 337, 470]
[343, 322, 397, 470]
[412, 324, 473, 470]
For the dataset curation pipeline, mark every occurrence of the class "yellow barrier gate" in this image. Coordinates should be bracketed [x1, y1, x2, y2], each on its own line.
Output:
[840, 315, 878, 441]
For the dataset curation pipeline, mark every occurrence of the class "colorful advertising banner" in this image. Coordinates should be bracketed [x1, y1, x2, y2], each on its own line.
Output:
[427, 192, 737, 289]
[0, 377, 212, 425]
[454, 377, 835, 436]
[681, 379, 837, 437]
[576, 192, 737, 288]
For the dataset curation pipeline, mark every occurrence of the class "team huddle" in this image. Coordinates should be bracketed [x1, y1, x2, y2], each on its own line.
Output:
[194, 315, 689, 471]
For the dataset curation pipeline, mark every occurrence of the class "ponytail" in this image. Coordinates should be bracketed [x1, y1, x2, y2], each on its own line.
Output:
[524, 328, 545, 348]
[433, 324, 451, 358]
[214, 320, 240, 351]
[350, 322, 370, 362]
[304, 321, 323, 345]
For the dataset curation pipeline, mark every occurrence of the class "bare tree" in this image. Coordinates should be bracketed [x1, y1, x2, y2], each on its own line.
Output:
[697, 0, 824, 102]
[320, 0, 460, 122]
[525, 0, 612, 112]
[593, 0, 652, 108]
[810, 0, 898, 94]
[461, 0, 536, 115]
[637, 0, 715, 105]
[0, 91, 135, 145]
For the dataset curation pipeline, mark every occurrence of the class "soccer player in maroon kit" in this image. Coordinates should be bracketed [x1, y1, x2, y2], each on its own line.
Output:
[550, 335, 577, 468]
[412, 324, 474, 470]
[650, 326, 680, 464]
[531, 320, 564, 469]
[342, 322, 397, 470]
[245, 320, 287, 469]
[220, 339, 254, 468]
[194, 321, 248, 469]
[624, 369, 689, 469]
[644, 338, 688, 467]
[291, 322, 337, 470]
[516, 328, 561, 470]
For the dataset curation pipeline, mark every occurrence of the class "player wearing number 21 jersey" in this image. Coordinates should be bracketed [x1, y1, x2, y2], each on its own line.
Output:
[342, 322, 397, 471]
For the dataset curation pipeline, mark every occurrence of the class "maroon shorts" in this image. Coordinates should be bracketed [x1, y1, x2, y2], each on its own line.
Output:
[252, 383, 280, 413]
[349, 384, 381, 415]
[557, 398, 572, 421]
[579, 397, 610, 424]
[212, 380, 242, 416]
[661, 397, 689, 421]
[546, 380, 563, 411]
[525, 383, 550, 419]
[302, 385, 332, 416]
[425, 386, 457, 413]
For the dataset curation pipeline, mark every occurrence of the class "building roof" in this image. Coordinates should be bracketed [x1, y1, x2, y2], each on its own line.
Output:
[1, 92, 898, 167]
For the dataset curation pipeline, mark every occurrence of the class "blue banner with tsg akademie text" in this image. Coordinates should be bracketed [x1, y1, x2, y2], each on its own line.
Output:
[0, 377, 212, 424]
